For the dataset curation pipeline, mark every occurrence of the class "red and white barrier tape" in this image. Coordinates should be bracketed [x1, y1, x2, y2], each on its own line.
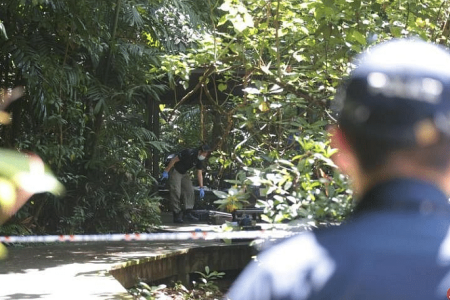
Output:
[0, 230, 297, 243]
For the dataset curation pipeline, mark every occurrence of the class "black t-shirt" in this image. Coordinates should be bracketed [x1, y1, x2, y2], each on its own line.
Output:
[174, 148, 203, 174]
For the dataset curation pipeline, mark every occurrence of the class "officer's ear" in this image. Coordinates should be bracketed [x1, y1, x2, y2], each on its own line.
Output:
[329, 126, 359, 179]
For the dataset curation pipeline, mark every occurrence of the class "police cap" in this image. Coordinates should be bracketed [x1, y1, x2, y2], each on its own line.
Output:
[337, 38, 450, 146]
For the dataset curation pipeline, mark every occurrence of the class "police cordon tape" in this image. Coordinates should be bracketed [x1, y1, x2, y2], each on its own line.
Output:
[0, 230, 299, 243]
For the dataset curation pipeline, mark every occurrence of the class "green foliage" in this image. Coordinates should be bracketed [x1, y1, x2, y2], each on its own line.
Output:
[0, 89, 64, 258]
[128, 282, 167, 299]
[214, 187, 249, 212]
[1, 0, 449, 232]
[160, 105, 205, 149]
[253, 138, 352, 224]
[127, 268, 226, 300]
[56, 107, 166, 233]
[157, 0, 450, 224]
[0, 0, 213, 233]
[194, 266, 225, 294]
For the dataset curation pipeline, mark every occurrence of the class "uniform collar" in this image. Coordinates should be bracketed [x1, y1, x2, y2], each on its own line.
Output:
[354, 178, 450, 215]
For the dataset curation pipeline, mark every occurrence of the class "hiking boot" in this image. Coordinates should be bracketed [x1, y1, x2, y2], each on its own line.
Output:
[184, 210, 199, 222]
[173, 212, 183, 223]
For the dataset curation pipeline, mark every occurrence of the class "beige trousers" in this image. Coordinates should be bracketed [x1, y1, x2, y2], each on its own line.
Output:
[168, 169, 195, 213]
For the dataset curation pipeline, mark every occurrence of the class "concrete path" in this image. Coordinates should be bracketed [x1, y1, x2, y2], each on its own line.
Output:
[0, 216, 225, 300]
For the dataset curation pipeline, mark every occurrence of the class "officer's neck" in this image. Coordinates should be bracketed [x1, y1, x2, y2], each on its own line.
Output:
[357, 154, 450, 198]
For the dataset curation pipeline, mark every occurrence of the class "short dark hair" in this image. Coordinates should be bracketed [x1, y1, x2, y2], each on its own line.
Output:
[199, 144, 212, 152]
[341, 126, 450, 173]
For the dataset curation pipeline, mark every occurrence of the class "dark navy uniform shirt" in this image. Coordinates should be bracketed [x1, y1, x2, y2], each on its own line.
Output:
[174, 148, 203, 174]
[226, 178, 450, 300]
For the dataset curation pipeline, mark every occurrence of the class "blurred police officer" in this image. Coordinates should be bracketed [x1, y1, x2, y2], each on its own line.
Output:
[162, 144, 211, 223]
[225, 39, 450, 299]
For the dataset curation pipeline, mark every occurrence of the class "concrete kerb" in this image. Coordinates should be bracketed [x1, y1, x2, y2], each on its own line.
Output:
[0, 213, 305, 300]
[109, 242, 254, 289]
[0, 222, 252, 299]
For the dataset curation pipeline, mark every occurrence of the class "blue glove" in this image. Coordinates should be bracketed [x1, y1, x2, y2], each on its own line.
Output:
[199, 187, 205, 198]
[162, 171, 169, 179]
